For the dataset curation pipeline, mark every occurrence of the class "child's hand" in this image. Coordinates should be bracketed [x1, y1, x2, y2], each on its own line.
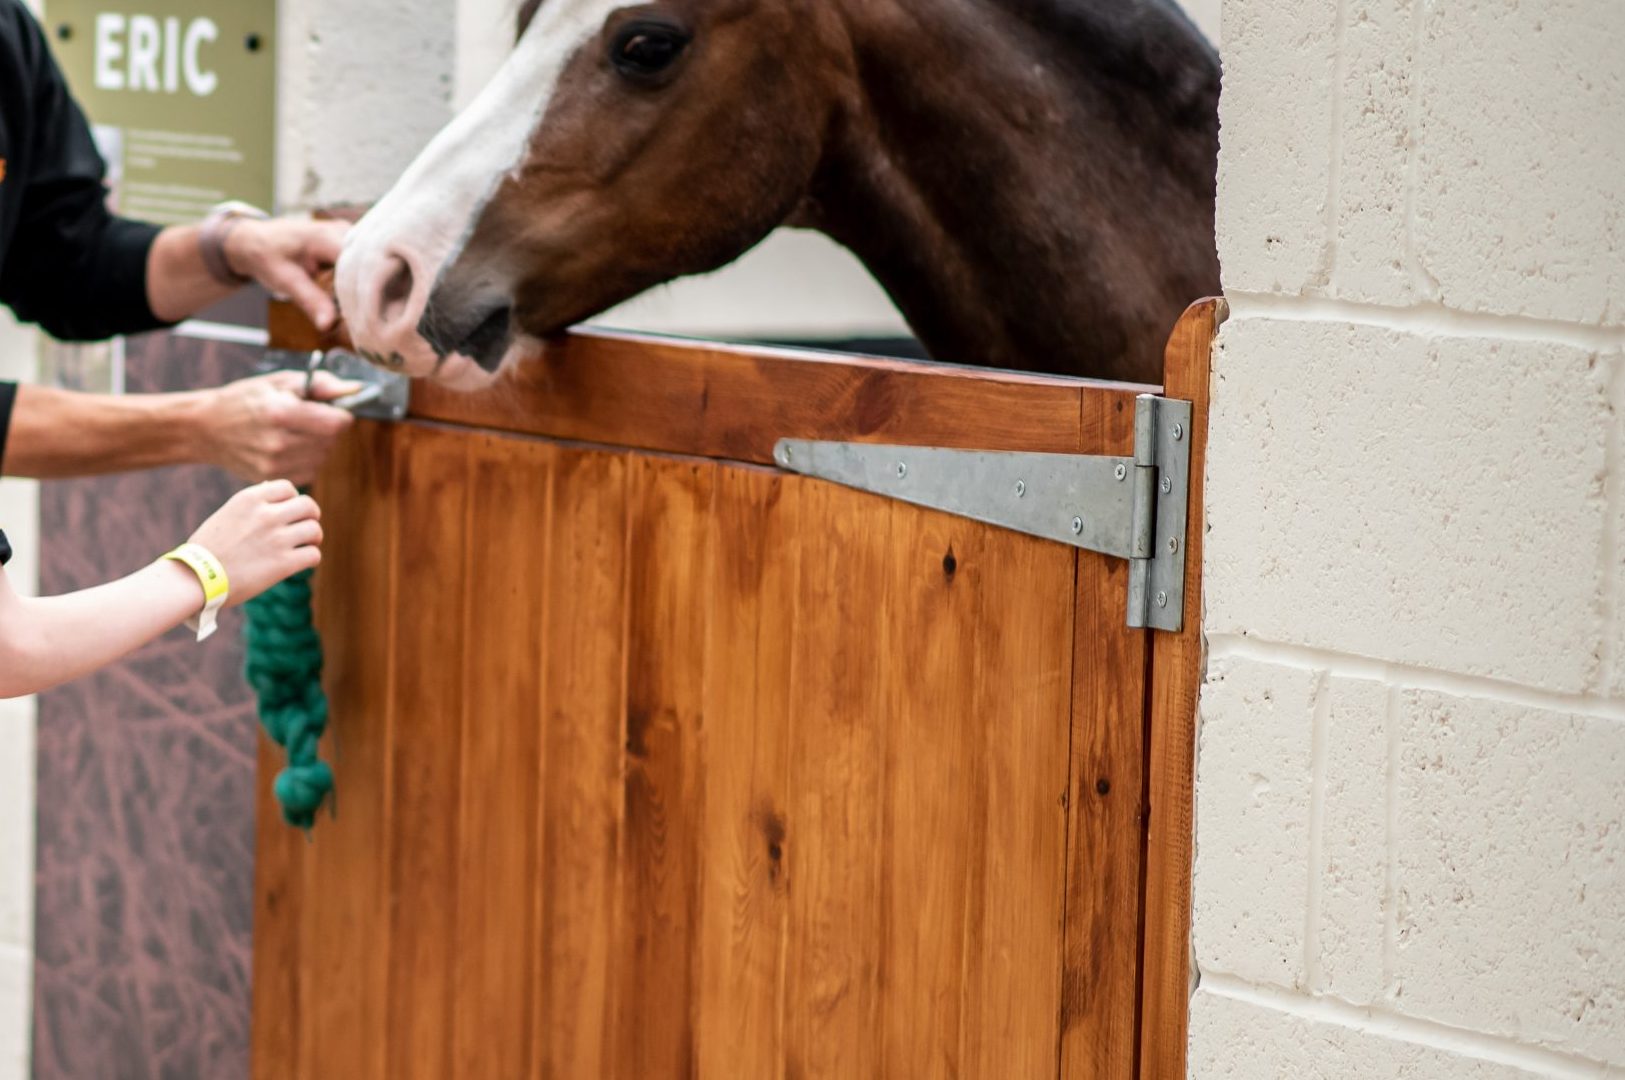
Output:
[189, 481, 324, 606]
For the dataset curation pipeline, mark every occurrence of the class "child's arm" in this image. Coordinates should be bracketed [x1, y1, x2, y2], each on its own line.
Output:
[0, 480, 322, 699]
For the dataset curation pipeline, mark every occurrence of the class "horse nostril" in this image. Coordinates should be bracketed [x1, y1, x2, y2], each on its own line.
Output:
[377, 256, 416, 326]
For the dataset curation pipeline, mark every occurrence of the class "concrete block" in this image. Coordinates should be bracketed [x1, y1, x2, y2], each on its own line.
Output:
[1190, 989, 1547, 1079]
[1611, 356, 1625, 699]
[1317, 676, 1388, 1003]
[1207, 317, 1609, 693]
[1216, 0, 1337, 295]
[0, 702, 34, 952]
[1329, 0, 1425, 307]
[1412, 0, 1625, 325]
[1193, 658, 1318, 989]
[0, 945, 28, 1080]
[278, 0, 458, 207]
[1393, 691, 1625, 1061]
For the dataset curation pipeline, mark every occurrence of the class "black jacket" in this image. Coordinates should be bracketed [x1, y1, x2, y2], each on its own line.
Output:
[0, 0, 168, 472]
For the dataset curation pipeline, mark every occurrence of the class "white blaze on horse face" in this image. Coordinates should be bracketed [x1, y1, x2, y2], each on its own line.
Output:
[336, 0, 635, 377]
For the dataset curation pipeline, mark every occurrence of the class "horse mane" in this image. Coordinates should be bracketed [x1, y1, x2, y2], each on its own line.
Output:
[987, 0, 1220, 127]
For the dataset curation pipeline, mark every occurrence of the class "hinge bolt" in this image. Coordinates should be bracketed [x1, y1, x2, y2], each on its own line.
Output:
[1168, 537, 1180, 554]
[1114, 463, 1127, 481]
[1172, 423, 1185, 442]
[1014, 480, 1026, 498]
[1156, 591, 1169, 608]
[896, 462, 908, 479]
[1071, 516, 1084, 536]
[1161, 476, 1173, 495]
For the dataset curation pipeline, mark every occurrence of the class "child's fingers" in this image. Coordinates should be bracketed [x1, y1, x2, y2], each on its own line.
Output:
[257, 479, 301, 503]
[284, 520, 324, 549]
[269, 494, 322, 524]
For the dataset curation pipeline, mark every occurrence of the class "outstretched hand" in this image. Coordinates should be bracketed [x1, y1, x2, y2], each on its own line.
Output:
[199, 370, 363, 486]
[224, 217, 351, 332]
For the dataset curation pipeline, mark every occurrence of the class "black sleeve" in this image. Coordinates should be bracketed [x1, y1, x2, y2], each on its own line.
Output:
[0, 7, 168, 341]
[0, 379, 14, 476]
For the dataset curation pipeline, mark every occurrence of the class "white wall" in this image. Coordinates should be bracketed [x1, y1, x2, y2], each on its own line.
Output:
[1192, 0, 1625, 1075]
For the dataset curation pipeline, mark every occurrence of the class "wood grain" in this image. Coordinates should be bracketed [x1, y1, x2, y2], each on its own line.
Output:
[295, 420, 399, 1080]
[1059, 394, 1151, 1079]
[782, 481, 891, 1079]
[1138, 299, 1223, 1080]
[959, 530, 1077, 1080]
[695, 467, 799, 1077]
[452, 436, 551, 1079]
[533, 446, 630, 1078]
[250, 736, 303, 1080]
[383, 427, 470, 1080]
[615, 457, 714, 1078]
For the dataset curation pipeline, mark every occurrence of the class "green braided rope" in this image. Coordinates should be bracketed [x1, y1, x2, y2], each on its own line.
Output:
[244, 566, 334, 831]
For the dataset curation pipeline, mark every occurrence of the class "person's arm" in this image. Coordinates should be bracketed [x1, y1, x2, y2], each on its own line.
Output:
[145, 218, 348, 331]
[0, 481, 322, 699]
[1, 371, 361, 483]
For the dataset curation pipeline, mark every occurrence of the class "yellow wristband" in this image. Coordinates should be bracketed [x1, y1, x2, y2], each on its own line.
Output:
[163, 543, 230, 642]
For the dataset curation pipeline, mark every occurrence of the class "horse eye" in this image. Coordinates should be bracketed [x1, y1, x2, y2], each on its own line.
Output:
[611, 24, 689, 79]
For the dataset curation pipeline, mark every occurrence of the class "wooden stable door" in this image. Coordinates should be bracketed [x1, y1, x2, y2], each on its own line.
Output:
[253, 302, 1217, 1080]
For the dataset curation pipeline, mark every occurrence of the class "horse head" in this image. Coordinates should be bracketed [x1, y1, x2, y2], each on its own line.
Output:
[336, 0, 848, 382]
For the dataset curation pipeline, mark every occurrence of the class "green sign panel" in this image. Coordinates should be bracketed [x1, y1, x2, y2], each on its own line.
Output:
[44, 0, 277, 224]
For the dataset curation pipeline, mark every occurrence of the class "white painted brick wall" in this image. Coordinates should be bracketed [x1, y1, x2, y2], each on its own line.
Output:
[1197, 0, 1625, 1073]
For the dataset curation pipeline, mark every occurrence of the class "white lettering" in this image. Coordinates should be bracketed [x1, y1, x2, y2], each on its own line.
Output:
[183, 18, 218, 96]
[164, 18, 181, 94]
[127, 15, 161, 92]
[93, 13, 125, 91]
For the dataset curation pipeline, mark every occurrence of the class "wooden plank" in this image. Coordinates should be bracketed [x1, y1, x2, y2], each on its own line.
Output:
[1138, 299, 1223, 1080]
[1058, 392, 1151, 1079]
[382, 427, 471, 1080]
[694, 466, 799, 1077]
[451, 435, 552, 1079]
[533, 446, 630, 1078]
[266, 298, 1137, 466]
[294, 420, 399, 1080]
[876, 509, 982, 1078]
[250, 736, 303, 1080]
[781, 482, 891, 1079]
[958, 531, 1077, 1080]
[614, 457, 714, 1077]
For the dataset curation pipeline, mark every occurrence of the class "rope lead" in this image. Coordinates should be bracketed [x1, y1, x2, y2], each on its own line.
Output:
[244, 566, 334, 831]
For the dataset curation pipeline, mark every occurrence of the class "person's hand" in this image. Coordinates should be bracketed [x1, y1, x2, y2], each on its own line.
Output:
[198, 371, 363, 485]
[188, 481, 323, 606]
[223, 216, 351, 331]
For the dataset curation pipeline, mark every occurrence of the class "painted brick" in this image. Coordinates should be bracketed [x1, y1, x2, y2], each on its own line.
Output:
[1412, 0, 1625, 326]
[1206, 317, 1609, 693]
[0, 702, 32, 953]
[1215, 0, 1336, 295]
[0, 945, 27, 1080]
[1193, 658, 1317, 989]
[1392, 691, 1625, 1061]
[1316, 676, 1388, 1004]
[1611, 358, 1625, 699]
[1328, 0, 1424, 307]
[1189, 990, 1546, 1079]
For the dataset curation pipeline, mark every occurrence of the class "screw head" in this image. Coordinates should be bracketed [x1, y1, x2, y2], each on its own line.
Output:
[1168, 536, 1180, 554]
[1161, 476, 1173, 494]
[1172, 423, 1185, 442]
[1014, 480, 1026, 498]
[1071, 516, 1084, 536]
[1156, 591, 1169, 608]
[1114, 463, 1128, 481]
[896, 462, 908, 479]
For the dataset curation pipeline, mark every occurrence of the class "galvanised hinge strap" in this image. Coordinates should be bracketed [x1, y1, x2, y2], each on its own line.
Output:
[772, 393, 1192, 632]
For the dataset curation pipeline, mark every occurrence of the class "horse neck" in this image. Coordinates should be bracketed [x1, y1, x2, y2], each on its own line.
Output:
[807, 0, 1221, 382]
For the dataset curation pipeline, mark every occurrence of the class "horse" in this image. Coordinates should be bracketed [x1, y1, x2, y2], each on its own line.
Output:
[334, 0, 1220, 387]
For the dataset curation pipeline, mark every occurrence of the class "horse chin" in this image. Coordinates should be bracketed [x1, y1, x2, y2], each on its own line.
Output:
[431, 351, 502, 392]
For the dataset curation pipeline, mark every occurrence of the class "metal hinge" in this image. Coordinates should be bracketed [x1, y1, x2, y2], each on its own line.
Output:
[773, 394, 1192, 631]
[262, 348, 411, 422]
